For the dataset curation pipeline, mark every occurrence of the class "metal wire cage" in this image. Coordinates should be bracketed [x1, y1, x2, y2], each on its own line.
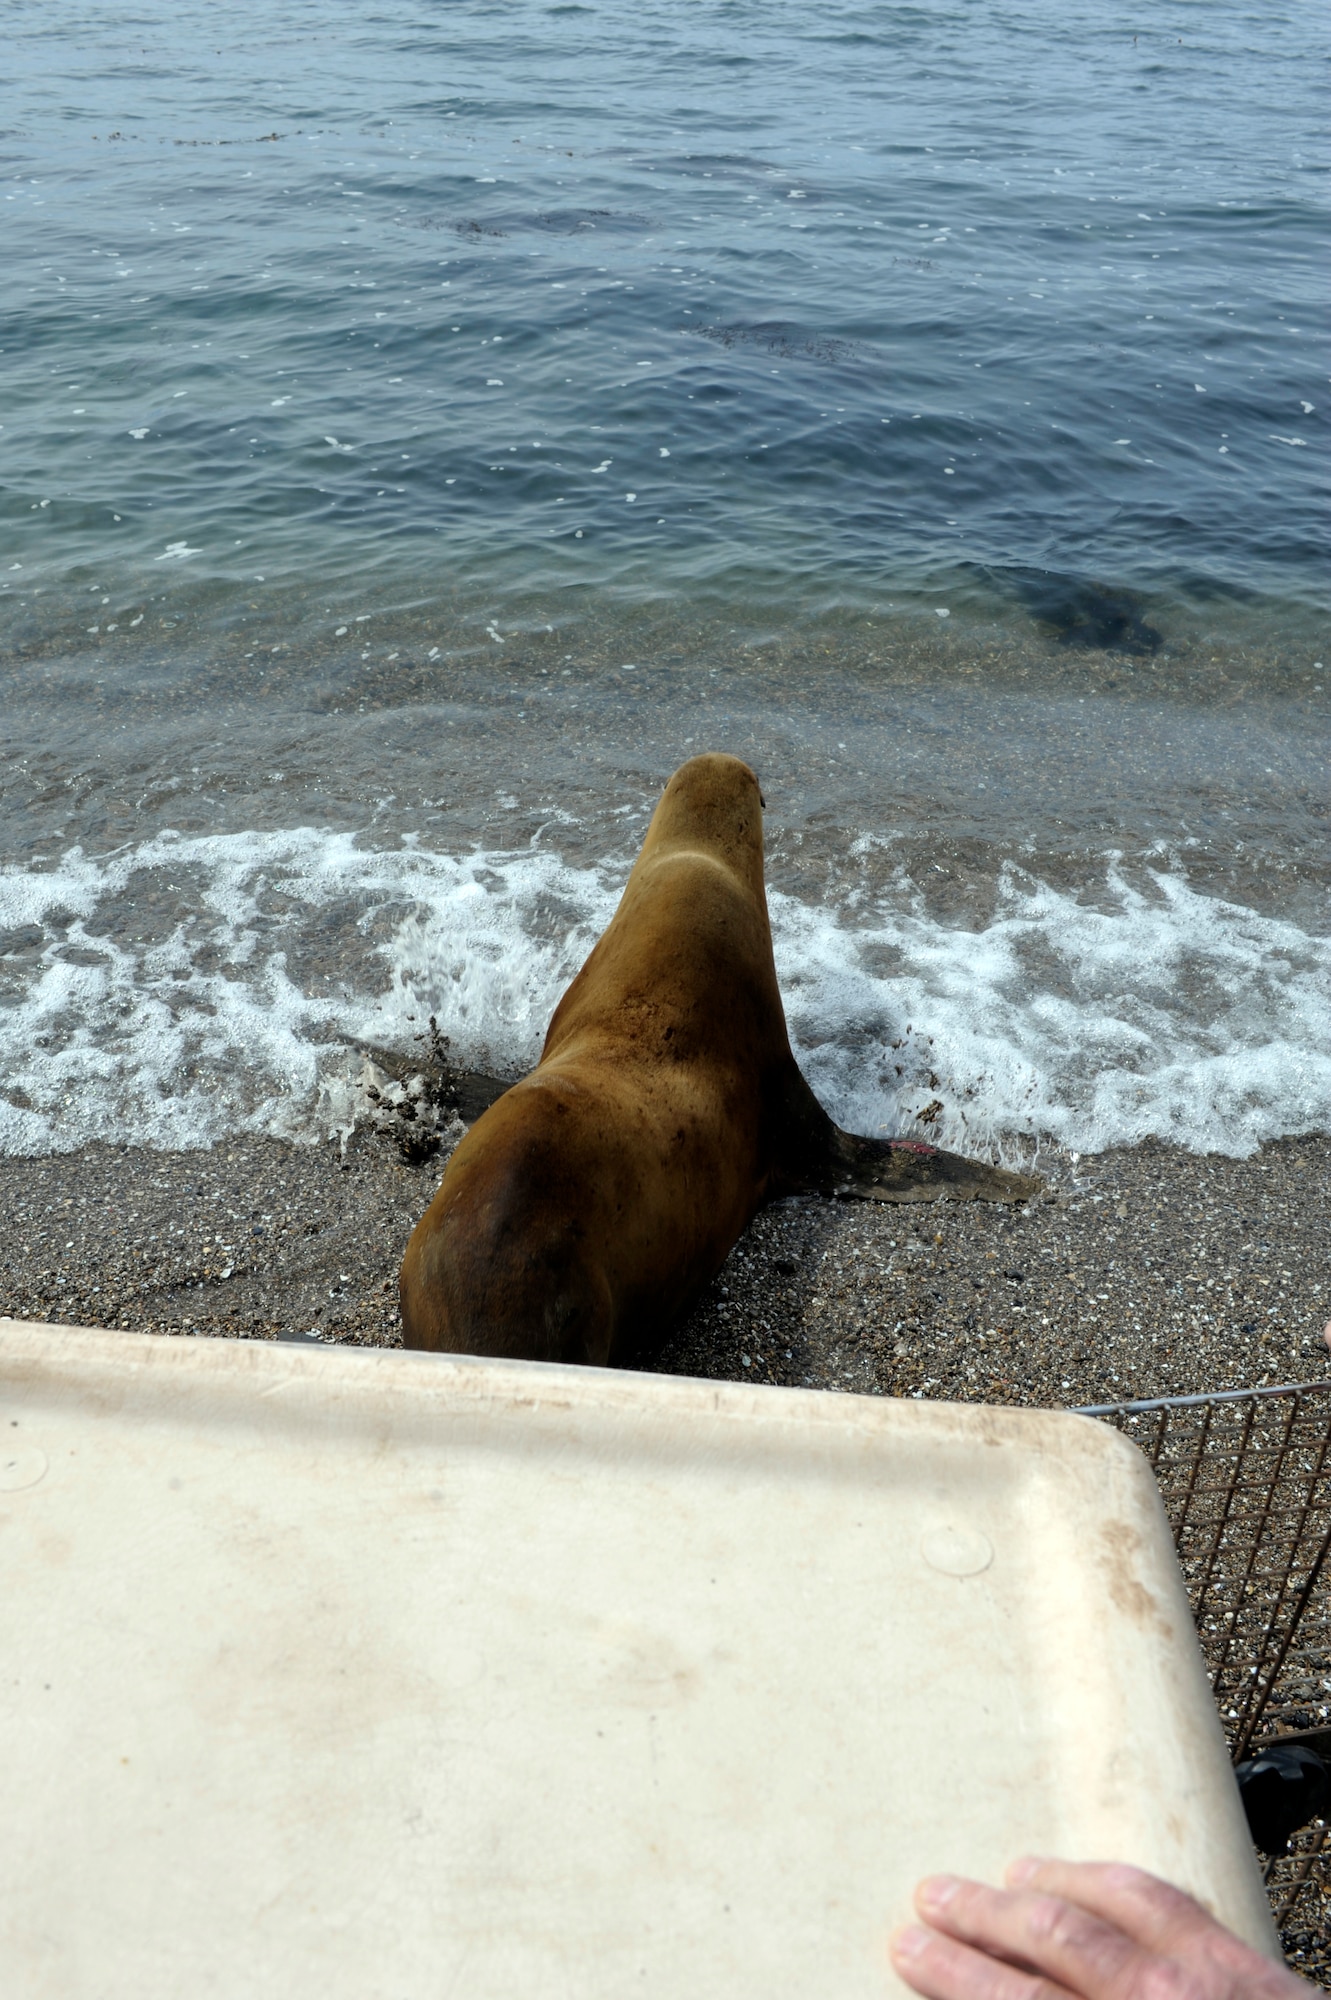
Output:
[1079, 1379, 1331, 1985]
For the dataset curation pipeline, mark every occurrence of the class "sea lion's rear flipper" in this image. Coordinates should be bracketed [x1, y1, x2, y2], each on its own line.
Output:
[770, 1065, 1040, 1206]
[820, 1127, 1040, 1205]
[454, 1070, 512, 1124]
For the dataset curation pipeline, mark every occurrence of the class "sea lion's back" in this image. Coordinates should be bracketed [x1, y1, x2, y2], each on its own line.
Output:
[541, 843, 785, 1068]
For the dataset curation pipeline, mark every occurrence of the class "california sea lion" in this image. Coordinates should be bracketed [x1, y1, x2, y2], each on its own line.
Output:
[400, 754, 1036, 1365]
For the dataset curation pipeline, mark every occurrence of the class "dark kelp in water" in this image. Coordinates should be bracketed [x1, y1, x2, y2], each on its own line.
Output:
[691, 321, 860, 366]
[992, 567, 1164, 656]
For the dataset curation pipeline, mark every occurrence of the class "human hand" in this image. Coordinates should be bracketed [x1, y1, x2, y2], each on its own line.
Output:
[890, 1856, 1306, 1997]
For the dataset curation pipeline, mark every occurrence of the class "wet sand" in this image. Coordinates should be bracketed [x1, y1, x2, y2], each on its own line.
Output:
[3, 1126, 1328, 1409]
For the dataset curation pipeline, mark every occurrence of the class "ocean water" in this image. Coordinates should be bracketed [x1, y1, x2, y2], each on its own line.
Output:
[2, 0, 1328, 1160]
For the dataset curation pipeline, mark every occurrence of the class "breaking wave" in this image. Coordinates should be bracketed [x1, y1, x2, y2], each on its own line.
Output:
[1, 826, 1327, 1159]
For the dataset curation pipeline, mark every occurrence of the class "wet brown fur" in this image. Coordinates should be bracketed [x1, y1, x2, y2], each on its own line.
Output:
[399, 754, 1036, 1365]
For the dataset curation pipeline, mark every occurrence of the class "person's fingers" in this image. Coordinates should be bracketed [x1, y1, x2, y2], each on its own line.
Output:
[1002, 1859, 1309, 1999]
[890, 1920, 1081, 2000]
[1003, 1857, 1222, 1957]
[909, 1874, 1149, 2000]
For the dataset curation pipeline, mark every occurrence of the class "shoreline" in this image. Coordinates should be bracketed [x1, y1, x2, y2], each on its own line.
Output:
[3, 1128, 1327, 1410]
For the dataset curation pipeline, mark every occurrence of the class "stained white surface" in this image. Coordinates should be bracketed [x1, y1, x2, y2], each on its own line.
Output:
[0, 1320, 1274, 1996]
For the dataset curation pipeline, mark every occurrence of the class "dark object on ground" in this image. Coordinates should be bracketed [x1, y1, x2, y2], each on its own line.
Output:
[358, 1019, 509, 1165]
[1235, 1743, 1331, 1854]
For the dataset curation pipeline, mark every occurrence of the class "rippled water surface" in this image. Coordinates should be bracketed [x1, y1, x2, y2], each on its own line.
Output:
[2, 1, 1328, 1158]
[6, 0, 1329, 616]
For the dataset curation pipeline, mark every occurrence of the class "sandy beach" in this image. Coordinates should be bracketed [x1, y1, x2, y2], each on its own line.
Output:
[4, 1123, 1328, 1411]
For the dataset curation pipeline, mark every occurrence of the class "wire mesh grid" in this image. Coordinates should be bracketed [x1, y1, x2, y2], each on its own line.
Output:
[1078, 1378, 1331, 1983]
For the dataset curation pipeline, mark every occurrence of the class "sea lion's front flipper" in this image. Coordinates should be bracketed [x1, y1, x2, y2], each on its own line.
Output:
[769, 1065, 1040, 1206]
[821, 1127, 1040, 1205]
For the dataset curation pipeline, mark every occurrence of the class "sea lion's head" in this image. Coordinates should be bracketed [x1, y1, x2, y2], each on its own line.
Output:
[640, 753, 766, 898]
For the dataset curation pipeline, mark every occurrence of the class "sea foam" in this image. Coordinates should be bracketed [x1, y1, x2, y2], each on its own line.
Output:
[0, 827, 1327, 1159]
